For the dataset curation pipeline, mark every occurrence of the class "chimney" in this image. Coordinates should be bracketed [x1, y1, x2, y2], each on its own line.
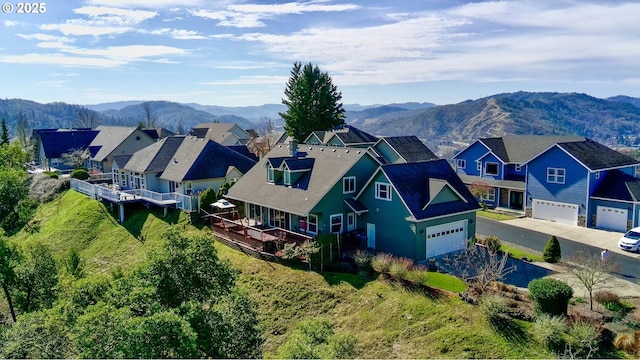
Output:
[289, 140, 298, 157]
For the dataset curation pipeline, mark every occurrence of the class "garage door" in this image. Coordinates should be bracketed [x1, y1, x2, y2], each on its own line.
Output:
[425, 220, 468, 258]
[532, 199, 579, 226]
[596, 206, 628, 232]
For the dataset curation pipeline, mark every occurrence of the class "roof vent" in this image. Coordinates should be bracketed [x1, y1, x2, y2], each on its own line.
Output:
[173, 158, 178, 164]
[332, 149, 336, 152]
[345, 150, 349, 153]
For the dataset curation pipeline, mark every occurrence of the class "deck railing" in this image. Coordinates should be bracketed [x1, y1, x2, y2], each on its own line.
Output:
[70, 178, 197, 211]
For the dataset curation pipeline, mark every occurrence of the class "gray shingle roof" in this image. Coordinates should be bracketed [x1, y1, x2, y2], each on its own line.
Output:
[226, 145, 374, 216]
[124, 136, 185, 173]
[558, 139, 639, 170]
[379, 136, 439, 163]
[592, 170, 640, 202]
[479, 135, 585, 163]
[380, 159, 480, 220]
[90, 126, 148, 162]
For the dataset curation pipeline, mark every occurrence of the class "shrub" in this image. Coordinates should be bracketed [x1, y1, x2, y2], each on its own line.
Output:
[528, 278, 573, 316]
[199, 187, 216, 213]
[477, 235, 502, 253]
[532, 314, 567, 352]
[614, 330, 640, 356]
[543, 235, 562, 263]
[352, 250, 372, 270]
[29, 173, 68, 203]
[388, 257, 413, 279]
[70, 168, 90, 180]
[43, 171, 58, 179]
[370, 253, 394, 273]
[593, 290, 620, 305]
[480, 295, 510, 328]
[565, 319, 600, 359]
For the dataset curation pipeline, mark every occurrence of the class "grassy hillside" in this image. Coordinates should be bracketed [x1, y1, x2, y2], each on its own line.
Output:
[7, 190, 554, 358]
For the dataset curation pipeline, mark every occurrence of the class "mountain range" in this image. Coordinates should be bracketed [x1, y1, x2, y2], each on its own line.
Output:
[2, 92, 640, 151]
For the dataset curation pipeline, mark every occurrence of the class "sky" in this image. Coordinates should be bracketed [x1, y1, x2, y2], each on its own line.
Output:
[1, 0, 639, 107]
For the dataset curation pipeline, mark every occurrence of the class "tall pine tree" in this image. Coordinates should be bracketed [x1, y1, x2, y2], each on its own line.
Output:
[1, 118, 9, 145]
[280, 62, 345, 142]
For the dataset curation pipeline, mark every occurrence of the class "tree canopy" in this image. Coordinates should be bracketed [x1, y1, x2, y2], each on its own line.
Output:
[280, 62, 345, 142]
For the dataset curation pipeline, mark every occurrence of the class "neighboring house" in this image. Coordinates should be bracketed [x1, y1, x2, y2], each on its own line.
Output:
[454, 135, 640, 231]
[88, 126, 156, 173]
[372, 136, 439, 164]
[190, 123, 252, 145]
[356, 159, 480, 260]
[142, 128, 175, 141]
[33, 128, 98, 171]
[305, 125, 378, 148]
[524, 138, 640, 231]
[453, 135, 585, 212]
[226, 140, 479, 261]
[117, 135, 256, 195]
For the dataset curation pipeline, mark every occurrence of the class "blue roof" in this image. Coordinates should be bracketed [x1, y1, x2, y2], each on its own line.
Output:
[381, 159, 480, 220]
[39, 129, 99, 158]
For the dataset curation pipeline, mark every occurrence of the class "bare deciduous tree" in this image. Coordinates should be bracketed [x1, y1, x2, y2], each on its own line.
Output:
[73, 107, 100, 128]
[469, 182, 493, 209]
[567, 250, 619, 311]
[139, 102, 158, 129]
[248, 117, 281, 157]
[444, 243, 516, 294]
[62, 148, 90, 168]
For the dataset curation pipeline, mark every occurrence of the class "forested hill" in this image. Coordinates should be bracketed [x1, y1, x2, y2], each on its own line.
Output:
[349, 92, 640, 146]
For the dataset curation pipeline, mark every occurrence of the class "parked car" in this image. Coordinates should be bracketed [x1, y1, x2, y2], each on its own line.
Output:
[618, 227, 640, 252]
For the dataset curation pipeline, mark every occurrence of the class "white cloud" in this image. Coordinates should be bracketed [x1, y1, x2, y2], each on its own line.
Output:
[146, 28, 207, 40]
[84, 0, 205, 9]
[3, 20, 22, 27]
[0, 53, 126, 67]
[191, 1, 360, 28]
[73, 6, 157, 25]
[40, 22, 132, 36]
[39, 6, 156, 36]
[61, 45, 187, 60]
[201, 75, 289, 86]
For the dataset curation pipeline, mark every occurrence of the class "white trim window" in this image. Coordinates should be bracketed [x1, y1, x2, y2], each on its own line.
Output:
[547, 168, 566, 184]
[595, 171, 600, 180]
[267, 164, 275, 183]
[330, 214, 343, 234]
[184, 181, 193, 194]
[343, 176, 356, 194]
[456, 159, 466, 169]
[483, 191, 496, 202]
[485, 162, 499, 176]
[476, 161, 481, 172]
[515, 164, 522, 172]
[307, 214, 318, 234]
[375, 182, 391, 201]
[284, 169, 291, 185]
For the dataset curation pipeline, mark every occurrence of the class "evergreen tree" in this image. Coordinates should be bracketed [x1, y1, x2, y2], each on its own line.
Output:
[280, 62, 345, 142]
[543, 235, 562, 263]
[1, 118, 9, 145]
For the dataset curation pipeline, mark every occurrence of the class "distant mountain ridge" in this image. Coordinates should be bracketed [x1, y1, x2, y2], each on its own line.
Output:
[2, 93, 640, 147]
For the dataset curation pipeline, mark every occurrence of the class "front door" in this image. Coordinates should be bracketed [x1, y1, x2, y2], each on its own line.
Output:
[366, 223, 375, 249]
[347, 212, 355, 232]
[169, 181, 176, 193]
[509, 191, 524, 210]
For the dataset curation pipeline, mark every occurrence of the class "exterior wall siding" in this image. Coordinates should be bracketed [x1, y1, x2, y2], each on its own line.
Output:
[479, 153, 503, 180]
[373, 141, 401, 164]
[454, 141, 489, 177]
[526, 146, 589, 216]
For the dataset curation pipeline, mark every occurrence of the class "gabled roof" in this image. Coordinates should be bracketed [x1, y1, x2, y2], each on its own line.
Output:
[592, 170, 640, 202]
[226, 144, 374, 216]
[160, 137, 257, 182]
[190, 123, 251, 144]
[376, 159, 480, 220]
[226, 145, 259, 162]
[112, 154, 133, 169]
[478, 135, 585, 164]
[38, 129, 98, 158]
[556, 139, 639, 170]
[124, 136, 185, 173]
[90, 126, 151, 162]
[376, 136, 439, 163]
[284, 158, 315, 171]
[305, 125, 378, 146]
[142, 128, 175, 141]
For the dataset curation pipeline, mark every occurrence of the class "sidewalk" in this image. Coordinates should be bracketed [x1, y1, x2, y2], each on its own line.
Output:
[500, 217, 640, 297]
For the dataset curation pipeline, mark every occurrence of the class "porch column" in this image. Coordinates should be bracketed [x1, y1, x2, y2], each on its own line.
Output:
[118, 203, 125, 223]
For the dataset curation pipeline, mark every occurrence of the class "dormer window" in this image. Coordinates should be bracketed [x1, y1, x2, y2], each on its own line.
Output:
[284, 169, 291, 185]
[267, 164, 275, 183]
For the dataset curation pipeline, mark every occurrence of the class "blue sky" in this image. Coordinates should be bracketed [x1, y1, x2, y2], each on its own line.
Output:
[1, 0, 639, 107]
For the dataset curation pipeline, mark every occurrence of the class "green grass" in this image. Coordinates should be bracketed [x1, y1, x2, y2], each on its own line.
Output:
[423, 271, 467, 293]
[5, 190, 555, 359]
[476, 210, 518, 221]
[501, 244, 544, 262]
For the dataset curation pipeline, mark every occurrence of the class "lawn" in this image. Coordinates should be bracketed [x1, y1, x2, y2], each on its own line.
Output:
[4, 190, 555, 359]
[476, 209, 518, 221]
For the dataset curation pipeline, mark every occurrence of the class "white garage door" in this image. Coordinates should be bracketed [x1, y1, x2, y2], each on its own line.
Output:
[425, 220, 468, 258]
[596, 206, 628, 232]
[532, 199, 579, 226]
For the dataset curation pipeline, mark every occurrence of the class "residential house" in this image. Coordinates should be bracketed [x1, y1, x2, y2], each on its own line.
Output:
[355, 159, 480, 260]
[33, 128, 98, 171]
[117, 135, 256, 196]
[454, 135, 640, 231]
[88, 126, 156, 173]
[225, 142, 380, 239]
[142, 128, 176, 141]
[226, 140, 479, 261]
[305, 125, 378, 148]
[372, 136, 439, 164]
[453, 135, 585, 212]
[190, 123, 252, 145]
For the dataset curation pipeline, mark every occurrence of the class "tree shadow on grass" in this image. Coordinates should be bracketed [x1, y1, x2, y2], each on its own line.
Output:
[122, 204, 180, 241]
[320, 270, 374, 290]
[382, 274, 446, 300]
[489, 316, 529, 343]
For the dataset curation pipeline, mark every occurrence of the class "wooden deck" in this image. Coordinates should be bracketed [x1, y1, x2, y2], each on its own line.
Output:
[210, 214, 314, 253]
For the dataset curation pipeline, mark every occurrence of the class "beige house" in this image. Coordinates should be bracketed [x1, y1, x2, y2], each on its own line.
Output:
[190, 123, 252, 146]
[87, 126, 156, 173]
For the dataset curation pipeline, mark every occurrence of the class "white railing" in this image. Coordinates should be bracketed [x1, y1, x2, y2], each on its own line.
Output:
[89, 172, 112, 181]
[70, 178, 197, 212]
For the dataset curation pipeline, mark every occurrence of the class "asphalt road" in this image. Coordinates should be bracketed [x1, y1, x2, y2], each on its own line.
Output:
[476, 217, 640, 282]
